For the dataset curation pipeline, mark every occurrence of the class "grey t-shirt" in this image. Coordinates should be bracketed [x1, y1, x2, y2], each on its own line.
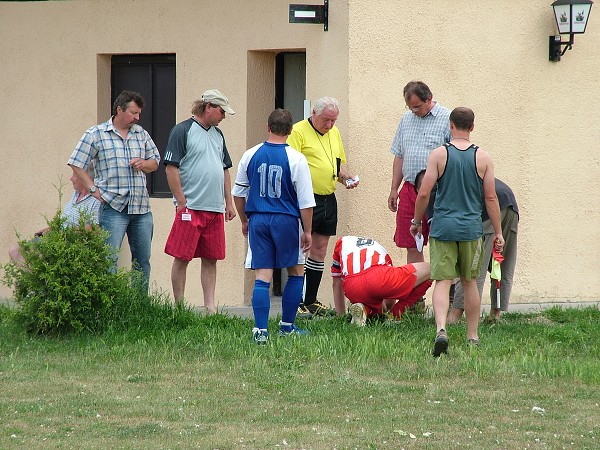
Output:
[163, 117, 233, 212]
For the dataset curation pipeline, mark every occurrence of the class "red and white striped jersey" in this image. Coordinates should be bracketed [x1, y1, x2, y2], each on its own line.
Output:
[331, 236, 393, 278]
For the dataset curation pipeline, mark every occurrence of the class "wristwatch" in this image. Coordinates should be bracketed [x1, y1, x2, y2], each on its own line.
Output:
[410, 218, 422, 227]
[89, 185, 97, 194]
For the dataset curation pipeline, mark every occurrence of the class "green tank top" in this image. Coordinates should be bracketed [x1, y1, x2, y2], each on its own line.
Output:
[430, 143, 483, 241]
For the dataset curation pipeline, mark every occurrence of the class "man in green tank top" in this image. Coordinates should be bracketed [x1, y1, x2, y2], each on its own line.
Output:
[410, 107, 504, 357]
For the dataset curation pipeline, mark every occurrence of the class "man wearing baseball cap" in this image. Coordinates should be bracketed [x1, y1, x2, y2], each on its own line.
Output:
[163, 89, 236, 313]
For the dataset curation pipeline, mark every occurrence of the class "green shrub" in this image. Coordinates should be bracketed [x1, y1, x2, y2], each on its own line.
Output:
[2, 206, 132, 336]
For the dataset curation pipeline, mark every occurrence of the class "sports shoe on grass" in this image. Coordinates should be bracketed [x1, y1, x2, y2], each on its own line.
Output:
[432, 329, 449, 357]
[279, 324, 309, 337]
[305, 300, 336, 317]
[466, 338, 480, 347]
[349, 302, 367, 327]
[252, 327, 269, 345]
[296, 302, 313, 319]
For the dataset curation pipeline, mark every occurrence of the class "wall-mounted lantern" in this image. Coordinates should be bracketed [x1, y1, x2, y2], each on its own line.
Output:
[549, 0, 593, 61]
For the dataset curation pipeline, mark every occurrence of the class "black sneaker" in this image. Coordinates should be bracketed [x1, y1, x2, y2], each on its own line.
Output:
[296, 302, 313, 319]
[432, 329, 449, 357]
[305, 300, 336, 317]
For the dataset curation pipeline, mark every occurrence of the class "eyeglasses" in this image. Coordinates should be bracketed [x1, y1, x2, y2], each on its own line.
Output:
[405, 102, 425, 112]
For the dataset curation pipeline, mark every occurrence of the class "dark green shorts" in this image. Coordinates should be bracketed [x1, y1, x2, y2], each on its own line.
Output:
[429, 237, 483, 281]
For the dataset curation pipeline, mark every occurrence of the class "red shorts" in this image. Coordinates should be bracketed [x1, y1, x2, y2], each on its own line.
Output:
[342, 264, 413, 315]
[164, 209, 225, 261]
[394, 181, 430, 248]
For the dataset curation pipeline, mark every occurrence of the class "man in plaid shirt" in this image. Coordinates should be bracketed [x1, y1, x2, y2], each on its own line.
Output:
[68, 90, 160, 288]
[388, 81, 450, 265]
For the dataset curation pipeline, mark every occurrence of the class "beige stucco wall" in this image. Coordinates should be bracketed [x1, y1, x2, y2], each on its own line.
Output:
[0, 0, 598, 308]
[346, 0, 600, 304]
[0, 0, 349, 307]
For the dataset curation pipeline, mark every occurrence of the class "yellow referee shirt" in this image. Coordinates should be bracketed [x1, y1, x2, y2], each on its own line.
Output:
[287, 119, 346, 195]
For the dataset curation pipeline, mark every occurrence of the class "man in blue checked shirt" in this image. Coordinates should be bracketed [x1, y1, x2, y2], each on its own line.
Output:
[68, 90, 160, 289]
[388, 81, 451, 266]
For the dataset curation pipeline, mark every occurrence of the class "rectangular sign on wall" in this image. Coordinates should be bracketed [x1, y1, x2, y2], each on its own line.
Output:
[289, 1, 328, 31]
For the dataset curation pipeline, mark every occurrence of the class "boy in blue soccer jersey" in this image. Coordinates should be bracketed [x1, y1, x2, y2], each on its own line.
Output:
[232, 109, 316, 344]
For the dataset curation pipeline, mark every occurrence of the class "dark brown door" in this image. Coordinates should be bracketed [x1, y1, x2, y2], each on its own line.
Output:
[112, 54, 176, 197]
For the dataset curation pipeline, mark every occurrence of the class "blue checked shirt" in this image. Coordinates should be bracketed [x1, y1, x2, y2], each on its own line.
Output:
[68, 118, 160, 214]
[389, 102, 451, 183]
[62, 192, 101, 226]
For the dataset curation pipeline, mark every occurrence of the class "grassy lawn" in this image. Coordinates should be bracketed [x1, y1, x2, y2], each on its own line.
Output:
[0, 304, 599, 449]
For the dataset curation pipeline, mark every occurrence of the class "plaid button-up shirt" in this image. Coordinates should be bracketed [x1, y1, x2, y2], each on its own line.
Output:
[62, 192, 101, 226]
[390, 102, 451, 184]
[68, 118, 160, 214]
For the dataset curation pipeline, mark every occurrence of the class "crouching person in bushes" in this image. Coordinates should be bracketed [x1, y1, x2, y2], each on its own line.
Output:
[331, 235, 432, 326]
[2, 170, 134, 336]
[8, 169, 101, 264]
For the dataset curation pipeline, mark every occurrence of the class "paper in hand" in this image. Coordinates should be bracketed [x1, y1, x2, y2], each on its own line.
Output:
[415, 232, 424, 252]
[345, 175, 360, 187]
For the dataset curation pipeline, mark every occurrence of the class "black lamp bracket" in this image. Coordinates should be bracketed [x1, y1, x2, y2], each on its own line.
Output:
[549, 33, 576, 61]
[559, 33, 575, 55]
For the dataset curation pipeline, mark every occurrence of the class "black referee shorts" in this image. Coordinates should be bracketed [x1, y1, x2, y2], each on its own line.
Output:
[312, 193, 338, 236]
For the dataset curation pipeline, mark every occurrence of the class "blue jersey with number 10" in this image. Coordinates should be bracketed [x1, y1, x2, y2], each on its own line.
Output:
[233, 142, 315, 218]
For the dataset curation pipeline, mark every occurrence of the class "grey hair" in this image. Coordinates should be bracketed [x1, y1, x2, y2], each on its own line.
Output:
[313, 97, 339, 115]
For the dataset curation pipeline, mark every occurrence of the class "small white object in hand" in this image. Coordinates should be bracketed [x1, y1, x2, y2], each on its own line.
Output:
[415, 232, 424, 252]
[345, 175, 360, 187]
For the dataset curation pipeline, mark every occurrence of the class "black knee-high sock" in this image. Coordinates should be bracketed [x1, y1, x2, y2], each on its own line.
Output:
[304, 257, 324, 306]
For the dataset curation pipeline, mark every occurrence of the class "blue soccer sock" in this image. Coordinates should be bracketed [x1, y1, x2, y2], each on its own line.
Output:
[282, 275, 304, 324]
[252, 279, 271, 330]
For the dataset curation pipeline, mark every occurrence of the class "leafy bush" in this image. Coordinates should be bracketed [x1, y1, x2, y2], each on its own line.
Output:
[2, 206, 132, 336]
